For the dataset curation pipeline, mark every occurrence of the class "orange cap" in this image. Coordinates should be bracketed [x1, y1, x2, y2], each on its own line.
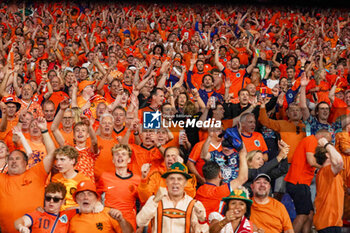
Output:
[78, 80, 96, 93]
[73, 180, 100, 201]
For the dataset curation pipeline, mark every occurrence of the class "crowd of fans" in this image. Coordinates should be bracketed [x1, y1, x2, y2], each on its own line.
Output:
[0, 1, 349, 233]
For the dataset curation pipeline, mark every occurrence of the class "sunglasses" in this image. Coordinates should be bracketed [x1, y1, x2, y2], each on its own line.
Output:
[45, 196, 63, 203]
[296, 126, 300, 135]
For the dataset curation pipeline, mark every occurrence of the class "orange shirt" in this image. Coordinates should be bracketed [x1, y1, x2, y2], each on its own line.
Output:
[0, 162, 47, 233]
[222, 68, 250, 98]
[284, 135, 318, 185]
[137, 170, 197, 205]
[128, 144, 165, 176]
[51, 172, 90, 210]
[97, 171, 141, 230]
[258, 107, 306, 162]
[74, 147, 99, 182]
[188, 140, 222, 177]
[250, 197, 293, 233]
[27, 140, 47, 168]
[25, 209, 77, 233]
[195, 182, 231, 218]
[68, 207, 122, 233]
[314, 165, 344, 230]
[94, 136, 119, 181]
[241, 132, 268, 154]
[48, 91, 69, 109]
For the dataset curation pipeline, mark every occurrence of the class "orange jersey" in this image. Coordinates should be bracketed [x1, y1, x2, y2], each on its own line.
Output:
[94, 136, 119, 181]
[241, 132, 268, 154]
[314, 165, 343, 230]
[48, 91, 69, 109]
[222, 68, 250, 98]
[0, 162, 48, 233]
[68, 207, 123, 233]
[97, 171, 141, 230]
[25, 209, 77, 233]
[51, 172, 90, 210]
[250, 197, 293, 233]
[128, 144, 165, 176]
[284, 135, 318, 185]
[74, 147, 99, 182]
[195, 183, 231, 218]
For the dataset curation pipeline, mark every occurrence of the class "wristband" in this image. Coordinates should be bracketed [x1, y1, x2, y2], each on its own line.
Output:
[133, 131, 139, 136]
[324, 142, 332, 149]
[41, 129, 49, 134]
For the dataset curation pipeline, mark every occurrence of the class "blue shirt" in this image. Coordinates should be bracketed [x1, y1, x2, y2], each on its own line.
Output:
[210, 150, 239, 183]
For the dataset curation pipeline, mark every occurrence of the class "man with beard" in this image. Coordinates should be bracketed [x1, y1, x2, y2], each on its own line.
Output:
[187, 58, 206, 90]
[188, 73, 223, 104]
[215, 46, 257, 98]
[69, 180, 133, 233]
[250, 174, 293, 233]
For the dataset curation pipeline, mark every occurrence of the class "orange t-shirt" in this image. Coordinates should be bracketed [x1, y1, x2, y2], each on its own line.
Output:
[313, 165, 344, 230]
[241, 132, 268, 154]
[128, 144, 165, 176]
[0, 162, 47, 233]
[94, 136, 119, 181]
[222, 68, 250, 98]
[258, 107, 306, 162]
[68, 207, 122, 233]
[97, 171, 141, 230]
[48, 91, 69, 109]
[284, 135, 318, 185]
[250, 197, 293, 233]
[195, 182, 231, 218]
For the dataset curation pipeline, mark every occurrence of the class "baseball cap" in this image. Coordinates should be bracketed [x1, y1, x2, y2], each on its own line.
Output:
[253, 173, 271, 183]
[73, 180, 100, 201]
[78, 80, 96, 93]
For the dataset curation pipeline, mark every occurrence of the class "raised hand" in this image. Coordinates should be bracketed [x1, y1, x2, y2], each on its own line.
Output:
[154, 187, 168, 203]
[36, 117, 48, 131]
[59, 98, 70, 111]
[141, 163, 151, 179]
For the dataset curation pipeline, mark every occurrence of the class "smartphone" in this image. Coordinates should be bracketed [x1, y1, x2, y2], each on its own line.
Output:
[210, 96, 216, 109]
[260, 87, 267, 99]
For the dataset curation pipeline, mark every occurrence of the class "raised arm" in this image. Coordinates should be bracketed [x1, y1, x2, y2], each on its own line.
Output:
[299, 72, 310, 121]
[51, 99, 70, 146]
[214, 47, 225, 71]
[37, 117, 56, 173]
[230, 143, 248, 190]
[318, 137, 344, 175]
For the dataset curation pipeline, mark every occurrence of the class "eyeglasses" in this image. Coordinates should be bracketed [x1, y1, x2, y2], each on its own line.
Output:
[45, 196, 63, 203]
